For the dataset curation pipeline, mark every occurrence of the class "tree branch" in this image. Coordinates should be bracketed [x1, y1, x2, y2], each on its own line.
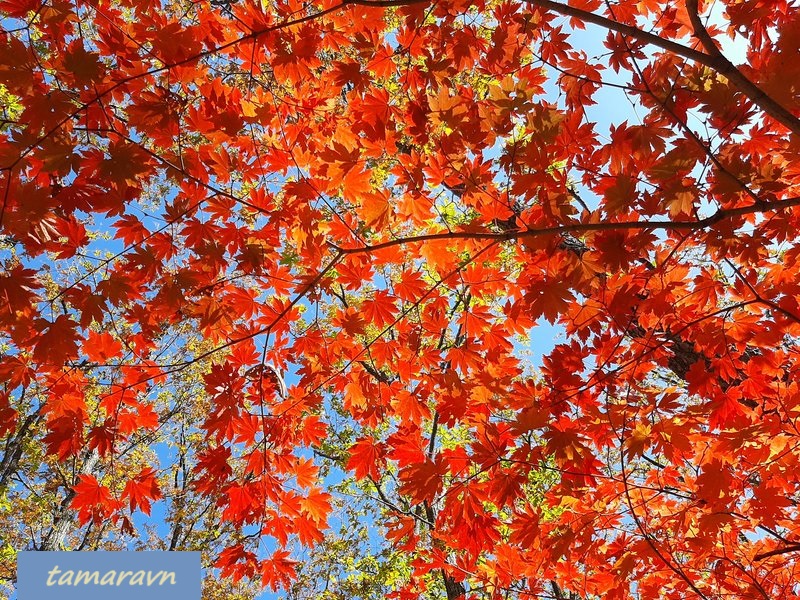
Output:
[754, 543, 800, 562]
[524, 0, 800, 137]
[522, 0, 712, 65]
[334, 196, 800, 256]
[685, 0, 800, 137]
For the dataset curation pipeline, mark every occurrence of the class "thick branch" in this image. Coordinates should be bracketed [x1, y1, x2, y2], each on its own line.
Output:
[685, 0, 800, 137]
[522, 0, 712, 65]
[524, 0, 800, 137]
[754, 543, 800, 562]
[333, 196, 800, 256]
[0, 411, 41, 492]
[40, 449, 100, 551]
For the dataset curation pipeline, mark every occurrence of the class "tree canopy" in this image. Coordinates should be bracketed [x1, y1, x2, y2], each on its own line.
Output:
[1, 0, 799, 598]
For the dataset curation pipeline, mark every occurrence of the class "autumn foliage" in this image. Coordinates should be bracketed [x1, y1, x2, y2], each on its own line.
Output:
[1, 0, 800, 597]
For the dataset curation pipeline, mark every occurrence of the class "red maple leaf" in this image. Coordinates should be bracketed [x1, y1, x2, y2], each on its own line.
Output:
[121, 467, 162, 515]
[398, 459, 447, 505]
[32, 316, 80, 366]
[71, 474, 120, 525]
[346, 436, 387, 481]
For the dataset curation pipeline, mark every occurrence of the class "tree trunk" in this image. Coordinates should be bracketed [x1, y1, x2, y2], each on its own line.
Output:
[40, 449, 100, 551]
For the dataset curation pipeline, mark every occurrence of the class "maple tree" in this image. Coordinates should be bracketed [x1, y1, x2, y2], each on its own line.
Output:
[1, 0, 800, 597]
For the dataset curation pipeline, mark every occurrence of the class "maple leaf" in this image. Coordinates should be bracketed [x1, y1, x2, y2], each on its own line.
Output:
[296, 519, 327, 549]
[94, 141, 153, 189]
[43, 412, 85, 460]
[32, 316, 80, 365]
[71, 474, 119, 525]
[300, 488, 331, 524]
[358, 189, 391, 228]
[0, 394, 16, 438]
[361, 289, 397, 328]
[0, 0, 40, 17]
[84, 331, 123, 362]
[0, 355, 35, 389]
[344, 378, 368, 414]
[398, 459, 447, 505]
[87, 423, 117, 457]
[299, 415, 328, 447]
[394, 270, 429, 302]
[625, 422, 652, 458]
[222, 483, 257, 525]
[0, 265, 41, 315]
[347, 436, 386, 481]
[393, 389, 431, 426]
[695, 459, 732, 507]
[334, 306, 367, 336]
[113, 214, 150, 246]
[62, 40, 103, 85]
[292, 456, 318, 489]
[214, 545, 258, 583]
[386, 428, 428, 467]
[261, 550, 298, 592]
[525, 279, 573, 324]
[121, 468, 162, 515]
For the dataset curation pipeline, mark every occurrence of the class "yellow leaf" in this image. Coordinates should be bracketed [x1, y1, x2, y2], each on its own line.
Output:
[626, 423, 651, 457]
[240, 99, 258, 118]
